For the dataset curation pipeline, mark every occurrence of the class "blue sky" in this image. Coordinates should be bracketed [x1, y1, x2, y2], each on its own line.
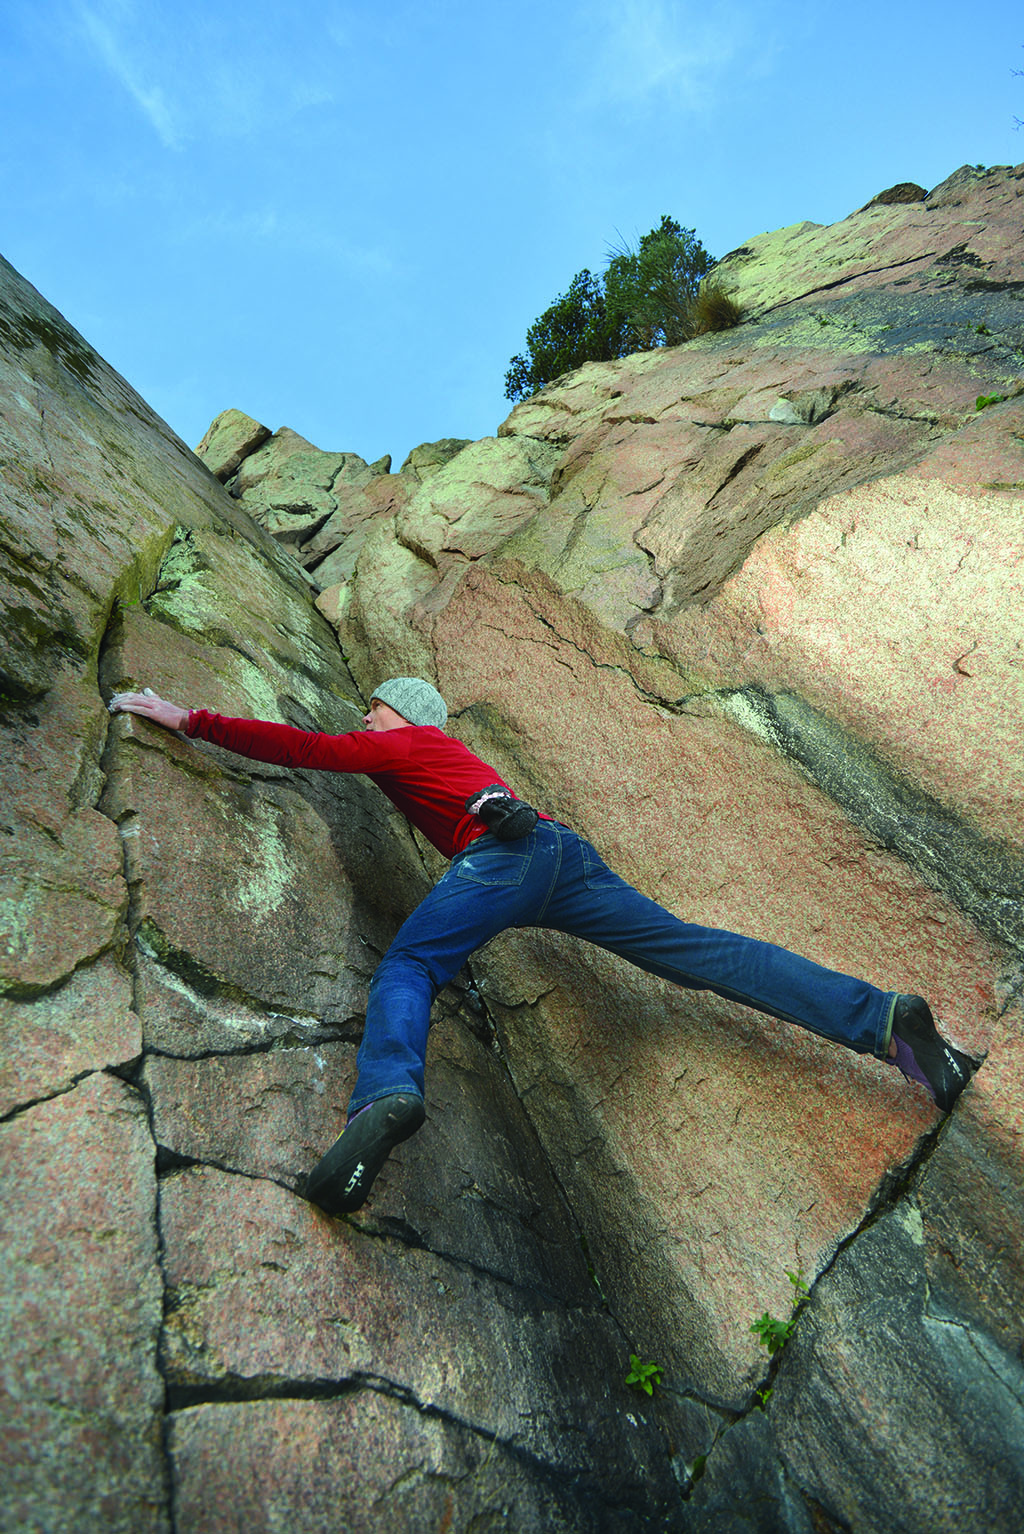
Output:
[2, 1, 1021, 467]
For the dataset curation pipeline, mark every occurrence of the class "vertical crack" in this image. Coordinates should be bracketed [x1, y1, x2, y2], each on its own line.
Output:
[90, 587, 181, 1533]
[462, 966, 695, 1518]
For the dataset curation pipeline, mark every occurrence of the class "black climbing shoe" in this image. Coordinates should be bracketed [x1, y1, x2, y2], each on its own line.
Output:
[889, 995, 978, 1112]
[305, 1093, 425, 1214]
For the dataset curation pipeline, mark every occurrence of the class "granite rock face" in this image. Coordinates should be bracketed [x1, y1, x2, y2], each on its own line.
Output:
[194, 407, 271, 481]
[0, 253, 685, 1532]
[318, 166, 1024, 1418]
[0, 1073, 166, 1534]
[3, 164, 1024, 1531]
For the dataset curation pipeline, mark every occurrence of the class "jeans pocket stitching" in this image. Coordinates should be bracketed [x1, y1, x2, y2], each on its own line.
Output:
[581, 842, 619, 890]
[455, 849, 532, 887]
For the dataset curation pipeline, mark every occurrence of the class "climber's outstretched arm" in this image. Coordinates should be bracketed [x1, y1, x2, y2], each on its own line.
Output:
[108, 690, 189, 731]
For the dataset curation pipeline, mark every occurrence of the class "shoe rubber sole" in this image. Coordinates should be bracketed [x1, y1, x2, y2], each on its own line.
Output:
[305, 1093, 425, 1214]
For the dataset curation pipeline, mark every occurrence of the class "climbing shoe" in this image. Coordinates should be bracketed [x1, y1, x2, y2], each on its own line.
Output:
[889, 995, 978, 1112]
[305, 1093, 425, 1214]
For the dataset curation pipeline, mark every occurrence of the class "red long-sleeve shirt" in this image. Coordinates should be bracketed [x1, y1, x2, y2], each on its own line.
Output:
[186, 710, 521, 858]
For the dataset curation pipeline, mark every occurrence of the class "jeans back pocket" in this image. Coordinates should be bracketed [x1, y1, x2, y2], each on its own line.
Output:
[455, 838, 533, 887]
[580, 838, 623, 891]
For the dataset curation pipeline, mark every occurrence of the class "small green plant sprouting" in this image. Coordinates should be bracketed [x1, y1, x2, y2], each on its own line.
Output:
[750, 1268, 809, 1357]
[625, 1354, 663, 1396]
[750, 1312, 795, 1354]
[975, 323, 992, 336]
[976, 393, 1007, 411]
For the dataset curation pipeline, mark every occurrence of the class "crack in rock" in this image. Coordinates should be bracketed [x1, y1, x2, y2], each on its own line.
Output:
[720, 685, 1024, 955]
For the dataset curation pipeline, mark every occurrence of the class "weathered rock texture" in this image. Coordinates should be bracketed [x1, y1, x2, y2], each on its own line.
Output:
[2, 162, 1024, 1532]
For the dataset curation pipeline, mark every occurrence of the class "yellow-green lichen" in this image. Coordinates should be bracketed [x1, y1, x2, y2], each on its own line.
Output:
[232, 806, 297, 918]
[752, 312, 885, 355]
[761, 442, 823, 482]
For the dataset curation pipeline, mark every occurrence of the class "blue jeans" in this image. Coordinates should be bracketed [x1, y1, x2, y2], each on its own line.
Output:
[349, 821, 897, 1114]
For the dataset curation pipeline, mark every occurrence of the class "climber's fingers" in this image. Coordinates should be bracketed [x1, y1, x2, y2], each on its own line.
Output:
[108, 689, 190, 731]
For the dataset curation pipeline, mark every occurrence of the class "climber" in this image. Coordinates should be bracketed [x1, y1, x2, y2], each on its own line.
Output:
[108, 677, 978, 1217]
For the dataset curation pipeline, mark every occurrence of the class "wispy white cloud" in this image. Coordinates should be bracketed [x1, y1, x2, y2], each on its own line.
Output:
[576, 0, 757, 117]
[76, 0, 183, 148]
[71, 0, 341, 150]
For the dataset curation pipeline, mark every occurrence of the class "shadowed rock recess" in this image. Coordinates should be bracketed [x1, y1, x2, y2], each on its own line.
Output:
[2, 163, 1023, 1532]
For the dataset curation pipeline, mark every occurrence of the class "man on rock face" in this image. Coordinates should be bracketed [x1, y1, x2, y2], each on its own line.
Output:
[110, 676, 978, 1215]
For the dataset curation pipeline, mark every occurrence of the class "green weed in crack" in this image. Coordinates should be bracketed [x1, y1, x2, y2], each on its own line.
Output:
[750, 1267, 809, 1358]
[625, 1355, 663, 1396]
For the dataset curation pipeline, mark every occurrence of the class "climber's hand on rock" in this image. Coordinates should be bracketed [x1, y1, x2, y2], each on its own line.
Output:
[108, 689, 189, 731]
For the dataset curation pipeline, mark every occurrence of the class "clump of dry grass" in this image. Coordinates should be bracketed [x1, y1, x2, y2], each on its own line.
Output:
[685, 276, 743, 337]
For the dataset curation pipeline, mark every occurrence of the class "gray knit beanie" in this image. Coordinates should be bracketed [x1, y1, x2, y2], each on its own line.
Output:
[371, 676, 448, 728]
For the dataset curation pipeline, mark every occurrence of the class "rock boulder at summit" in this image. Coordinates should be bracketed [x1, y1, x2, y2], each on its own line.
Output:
[3, 164, 1024, 1532]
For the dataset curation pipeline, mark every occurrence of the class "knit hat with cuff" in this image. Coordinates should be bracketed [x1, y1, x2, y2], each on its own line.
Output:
[371, 677, 448, 729]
